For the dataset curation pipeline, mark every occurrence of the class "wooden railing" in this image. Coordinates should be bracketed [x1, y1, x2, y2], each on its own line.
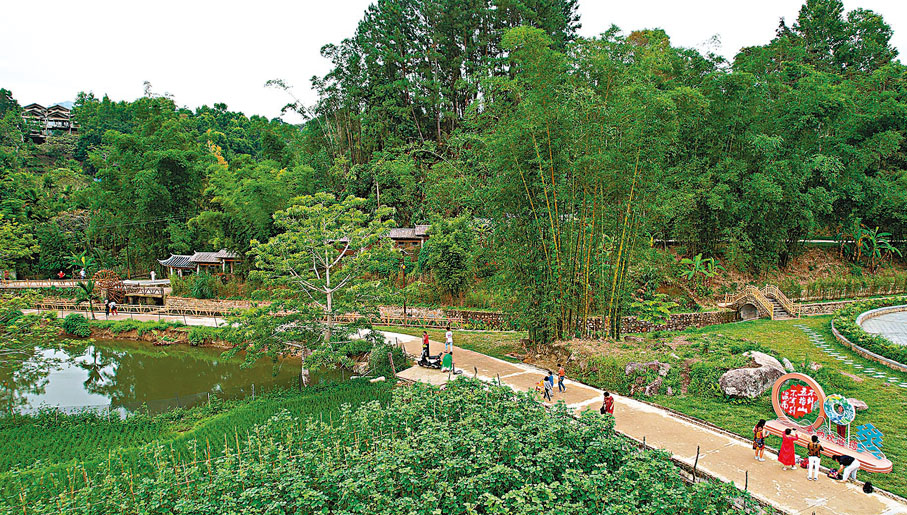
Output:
[0, 280, 80, 289]
[761, 284, 800, 318]
[724, 285, 775, 320]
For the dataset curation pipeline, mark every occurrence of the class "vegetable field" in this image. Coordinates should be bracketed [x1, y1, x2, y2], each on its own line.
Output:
[7, 379, 751, 514]
[0, 380, 393, 507]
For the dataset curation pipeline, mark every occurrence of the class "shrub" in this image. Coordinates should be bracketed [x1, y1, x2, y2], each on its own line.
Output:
[191, 273, 218, 299]
[187, 326, 222, 346]
[61, 313, 91, 337]
[367, 344, 408, 377]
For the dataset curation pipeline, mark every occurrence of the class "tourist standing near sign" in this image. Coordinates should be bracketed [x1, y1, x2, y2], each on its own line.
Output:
[444, 326, 453, 352]
[753, 420, 767, 461]
[778, 428, 798, 470]
[807, 436, 824, 480]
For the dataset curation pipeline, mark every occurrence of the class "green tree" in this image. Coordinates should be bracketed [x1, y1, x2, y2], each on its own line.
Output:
[417, 217, 475, 300]
[0, 214, 39, 271]
[250, 193, 394, 344]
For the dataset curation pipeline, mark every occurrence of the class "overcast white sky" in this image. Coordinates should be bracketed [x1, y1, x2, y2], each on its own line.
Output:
[2, 0, 904, 123]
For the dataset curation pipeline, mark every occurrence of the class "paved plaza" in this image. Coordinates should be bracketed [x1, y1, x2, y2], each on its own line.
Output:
[863, 310, 907, 347]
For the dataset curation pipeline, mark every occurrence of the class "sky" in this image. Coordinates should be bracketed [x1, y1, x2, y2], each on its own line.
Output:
[1, 0, 905, 124]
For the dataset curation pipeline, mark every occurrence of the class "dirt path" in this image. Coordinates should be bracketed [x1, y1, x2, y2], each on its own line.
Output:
[389, 331, 907, 515]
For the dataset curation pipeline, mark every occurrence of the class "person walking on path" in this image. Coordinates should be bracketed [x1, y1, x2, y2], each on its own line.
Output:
[543, 373, 553, 401]
[832, 454, 860, 482]
[422, 331, 430, 355]
[104, 299, 110, 318]
[80, 268, 86, 280]
[753, 419, 767, 461]
[778, 428, 798, 470]
[806, 436, 824, 480]
[110, 300, 118, 316]
[557, 364, 566, 393]
[444, 326, 453, 352]
[601, 391, 614, 416]
[150, 270, 156, 282]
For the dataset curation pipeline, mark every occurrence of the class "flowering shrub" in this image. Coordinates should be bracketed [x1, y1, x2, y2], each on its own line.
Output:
[833, 296, 907, 365]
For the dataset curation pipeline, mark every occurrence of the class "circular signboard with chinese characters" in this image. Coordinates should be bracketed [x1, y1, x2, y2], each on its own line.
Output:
[770, 372, 826, 431]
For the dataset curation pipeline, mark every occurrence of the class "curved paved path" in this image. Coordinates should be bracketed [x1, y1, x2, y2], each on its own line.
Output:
[389, 331, 907, 515]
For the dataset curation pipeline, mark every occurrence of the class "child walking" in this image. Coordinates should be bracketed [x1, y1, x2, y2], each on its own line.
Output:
[753, 419, 766, 461]
[542, 374, 553, 401]
[806, 435, 824, 480]
[778, 428, 798, 470]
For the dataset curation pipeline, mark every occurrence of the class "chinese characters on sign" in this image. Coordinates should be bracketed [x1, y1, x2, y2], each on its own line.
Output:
[779, 384, 817, 418]
[855, 423, 885, 459]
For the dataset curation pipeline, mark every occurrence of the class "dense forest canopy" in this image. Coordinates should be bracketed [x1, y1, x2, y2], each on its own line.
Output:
[2, 0, 906, 340]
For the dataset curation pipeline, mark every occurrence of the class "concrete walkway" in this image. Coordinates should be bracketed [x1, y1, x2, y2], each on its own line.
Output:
[24, 309, 224, 327]
[388, 331, 907, 515]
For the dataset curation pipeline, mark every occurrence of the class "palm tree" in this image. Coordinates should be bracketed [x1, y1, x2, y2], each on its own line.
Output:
[74, 280, 97, 320]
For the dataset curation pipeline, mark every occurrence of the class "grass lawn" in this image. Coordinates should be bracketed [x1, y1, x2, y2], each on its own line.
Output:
[375, 326, 527, 362]
[654, 316, 907, 497]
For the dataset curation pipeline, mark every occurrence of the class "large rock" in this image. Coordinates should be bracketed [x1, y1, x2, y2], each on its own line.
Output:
[718, 351, 785, 399]
[848, 398, 869, 411]
[625, 361, 671, 397]
[625, 361, 671, 377]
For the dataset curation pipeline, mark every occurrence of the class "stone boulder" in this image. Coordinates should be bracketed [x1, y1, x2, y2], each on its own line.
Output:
[848, 398, 869, 412]
[718, 351, 785, 399]
[625, 361, 671, 377]
[782, 358, 795, 372]
[625, 361, 671, 397]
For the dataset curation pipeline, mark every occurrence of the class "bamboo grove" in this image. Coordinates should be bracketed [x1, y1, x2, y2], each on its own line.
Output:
[482, 27, 693, 340]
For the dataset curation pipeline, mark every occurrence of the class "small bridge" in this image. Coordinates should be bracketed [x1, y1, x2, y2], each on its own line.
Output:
[720, 284, 800, 320]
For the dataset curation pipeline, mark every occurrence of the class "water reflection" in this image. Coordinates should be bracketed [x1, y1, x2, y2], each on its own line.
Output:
[0, 340, 342, 414]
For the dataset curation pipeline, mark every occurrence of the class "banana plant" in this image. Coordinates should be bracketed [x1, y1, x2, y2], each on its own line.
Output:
[73, 280, 98, 320]
[679, 253, 707, 281]
[866, 227, 902, 272]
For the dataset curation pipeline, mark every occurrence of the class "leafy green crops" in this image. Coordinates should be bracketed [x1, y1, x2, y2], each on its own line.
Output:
[9, 379, 750, 514]
[0, 380, 393, 508]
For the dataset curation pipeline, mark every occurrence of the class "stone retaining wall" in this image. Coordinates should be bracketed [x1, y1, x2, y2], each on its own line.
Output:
[446, 309, 739, 333]
[799, 300, 859, 316]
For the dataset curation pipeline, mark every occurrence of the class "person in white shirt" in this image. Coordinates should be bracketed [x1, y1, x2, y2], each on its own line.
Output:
[150, 270, 156, 281]
[445, 326, 453, 352]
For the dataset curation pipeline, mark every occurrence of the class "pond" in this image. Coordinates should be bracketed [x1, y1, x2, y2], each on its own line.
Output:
[0, 340, 346, 415]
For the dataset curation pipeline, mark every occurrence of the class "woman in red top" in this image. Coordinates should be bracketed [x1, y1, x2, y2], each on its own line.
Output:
[778, 428, 798, 470]
[601, 392, 614, 416]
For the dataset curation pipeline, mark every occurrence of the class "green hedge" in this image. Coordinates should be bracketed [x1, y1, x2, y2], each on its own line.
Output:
[61, 313, 91, 337]
[833, 296, 907, 365]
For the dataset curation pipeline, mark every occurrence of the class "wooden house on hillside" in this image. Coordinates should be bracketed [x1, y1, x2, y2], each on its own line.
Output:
[388, 225, 430, 257]
[21, 103, 77, 141]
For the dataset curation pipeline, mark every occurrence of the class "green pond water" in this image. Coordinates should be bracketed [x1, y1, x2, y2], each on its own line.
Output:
[0, 340, 345, 415]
